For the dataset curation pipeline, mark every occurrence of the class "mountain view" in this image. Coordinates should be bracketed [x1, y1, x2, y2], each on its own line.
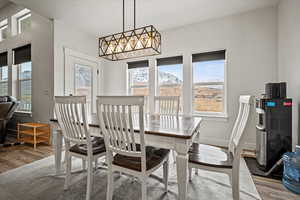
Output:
[129, 66, 223, 113]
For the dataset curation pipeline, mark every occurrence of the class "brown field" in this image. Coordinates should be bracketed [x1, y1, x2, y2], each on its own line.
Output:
[131, 84, 223, 113]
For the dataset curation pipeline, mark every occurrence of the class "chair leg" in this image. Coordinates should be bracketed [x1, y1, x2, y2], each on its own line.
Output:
[189, 168, 192, 181]
[163, 160, 169, 192]
[94, 158, 98, 171]
[232, 161, 240, 200]
[64, 152, 72, 190]
[141, 178, 147, 200]
[86, 157, 93, 200]
[172, 150, 177, 163]
[232, 172, 240, 200]
[82, 159, 86, 170]
[195, 131, 200, 176]
[107, 169, 114, 200]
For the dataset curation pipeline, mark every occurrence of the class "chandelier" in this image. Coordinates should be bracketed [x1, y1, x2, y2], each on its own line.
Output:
[99, 0, 161, 61]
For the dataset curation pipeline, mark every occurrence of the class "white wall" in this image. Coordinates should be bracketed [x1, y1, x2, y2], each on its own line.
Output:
[102, 6, 278, 149]
[0, 3, 54, 122]
[53, 20, 98, 96]
[278, 0, 300, 147]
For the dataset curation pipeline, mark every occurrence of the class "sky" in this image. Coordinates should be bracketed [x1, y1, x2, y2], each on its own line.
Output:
[193, 60, 224, 82]
[158, 60, 225, 83]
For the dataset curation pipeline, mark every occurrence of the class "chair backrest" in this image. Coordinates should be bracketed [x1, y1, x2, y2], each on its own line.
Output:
[154, 96, 180, 116]
[131, 96, 149, 114]
[54, 96, 90, 144]
[96, 96, 146, 170]
[228, 95, 252, 156]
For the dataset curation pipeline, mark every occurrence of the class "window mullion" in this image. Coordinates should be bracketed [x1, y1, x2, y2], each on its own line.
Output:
[183, 53, 192, 116]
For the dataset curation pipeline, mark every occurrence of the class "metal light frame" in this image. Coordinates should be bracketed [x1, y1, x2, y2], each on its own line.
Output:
[99, 0, 161, 61]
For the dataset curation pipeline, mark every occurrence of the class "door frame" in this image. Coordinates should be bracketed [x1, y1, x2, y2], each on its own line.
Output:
[64, 47, 102, 113]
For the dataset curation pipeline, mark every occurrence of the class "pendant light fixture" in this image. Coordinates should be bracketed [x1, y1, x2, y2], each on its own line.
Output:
[99, 0, 161, 61]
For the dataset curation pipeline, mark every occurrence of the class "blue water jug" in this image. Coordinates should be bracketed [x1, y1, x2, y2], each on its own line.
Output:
[283, 145, 300, 194]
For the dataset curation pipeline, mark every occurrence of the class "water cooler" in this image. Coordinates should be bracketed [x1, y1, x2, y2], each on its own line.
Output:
[256, 82, 292, 172]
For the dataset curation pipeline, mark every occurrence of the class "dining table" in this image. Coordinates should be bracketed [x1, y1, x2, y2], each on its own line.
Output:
[50, 114, 202, 200]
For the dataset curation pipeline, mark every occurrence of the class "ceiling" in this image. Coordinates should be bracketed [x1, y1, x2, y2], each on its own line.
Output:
[10, 0, 279, 37]
[0, 0, 10, 9]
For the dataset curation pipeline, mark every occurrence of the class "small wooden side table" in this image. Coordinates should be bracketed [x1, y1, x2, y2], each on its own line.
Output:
[18, 123, 51, 150]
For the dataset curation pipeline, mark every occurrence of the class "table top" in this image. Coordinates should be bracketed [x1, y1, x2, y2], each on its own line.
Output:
[18, 122, 49, 128]
[50, 114, 202, 139]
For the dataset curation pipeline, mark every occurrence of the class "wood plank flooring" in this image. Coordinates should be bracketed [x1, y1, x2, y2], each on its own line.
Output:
[253, 176, 299, 200]
[0, 142, 299, 199]
[242, 150, 299, 199]
[0, 143, 53, 174]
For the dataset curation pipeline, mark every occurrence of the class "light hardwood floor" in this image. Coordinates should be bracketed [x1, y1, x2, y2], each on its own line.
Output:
[0, 144, 299, 199]
[253, 176, 299, 200]
[0, 143, 53, 174]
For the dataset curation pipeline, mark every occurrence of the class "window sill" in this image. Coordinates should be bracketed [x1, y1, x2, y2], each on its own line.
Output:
[192, 112, 228, 121]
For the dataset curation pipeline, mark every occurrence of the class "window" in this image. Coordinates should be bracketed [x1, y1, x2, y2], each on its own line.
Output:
[0, 19, 8, 41]
[74, 63, 92, 112]
[157, 56, 183, 110]
[17, 10, 31, 34]
[18, 62, 32, 112]
[0, 66, 8, 95]
[127, 60, 149, 96]
[192, 50, 226, 114]
[0, 52, 8, 95]
[14, 44, 31, 112]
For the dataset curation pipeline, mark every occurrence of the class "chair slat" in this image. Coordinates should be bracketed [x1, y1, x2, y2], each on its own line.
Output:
[122, 105, 132, 151]
[116, 105, 126, 150]
[154, 96, 180, 116]
[128, 105, 137, 152]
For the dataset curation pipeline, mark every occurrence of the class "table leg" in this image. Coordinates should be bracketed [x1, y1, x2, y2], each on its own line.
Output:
[176, 152, 188, 200]
[54, 129, 63, 175]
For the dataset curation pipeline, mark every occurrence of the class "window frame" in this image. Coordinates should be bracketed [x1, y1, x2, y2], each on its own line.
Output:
[126, 61, 150, 113]
[0, 19, 8, 42]
[17, 62, 32, 112]
[17, 12, 31, 34]
[156, 56, 183, 112]
[126, 61, 149, 96]
[191, 51, 228, 118]
[0, 66, 8, 96]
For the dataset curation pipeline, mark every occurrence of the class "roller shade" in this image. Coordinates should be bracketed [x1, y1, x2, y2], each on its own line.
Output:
[13, 44, 31, 65]
[192, 50, 226, 62]
[157, 56, 183, 66]
[0, 52, 8, 67]
[127, 60, 149, 69]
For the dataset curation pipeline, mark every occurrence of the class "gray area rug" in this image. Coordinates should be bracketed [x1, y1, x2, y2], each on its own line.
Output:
[0, 156, 261, 200]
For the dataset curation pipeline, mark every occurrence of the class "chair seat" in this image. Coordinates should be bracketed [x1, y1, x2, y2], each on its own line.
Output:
[188, 143, 233, 168]
[113, 146, 170, 171]
[69, 137, 106, 155]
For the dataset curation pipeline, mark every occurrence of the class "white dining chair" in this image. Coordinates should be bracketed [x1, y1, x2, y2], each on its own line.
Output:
[188, 95, 252, 200]
[96, 96, 170, 200]
[154, 96, 180, 116]
[54, 96, 106, 200]
[155, 96, 180, 163]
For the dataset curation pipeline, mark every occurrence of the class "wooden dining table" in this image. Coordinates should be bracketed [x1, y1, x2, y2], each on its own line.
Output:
[50, 114, 202, 200]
